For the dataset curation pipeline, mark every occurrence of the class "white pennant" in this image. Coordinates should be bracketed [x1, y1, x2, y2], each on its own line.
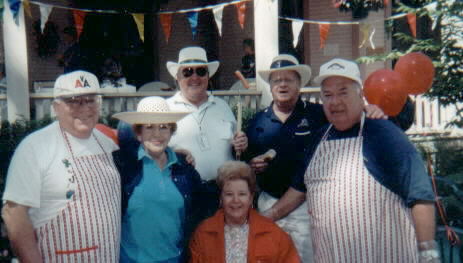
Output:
[291, 21, 304, 48]
[213, 5, 224, 36]
[39, 5, 53, 33]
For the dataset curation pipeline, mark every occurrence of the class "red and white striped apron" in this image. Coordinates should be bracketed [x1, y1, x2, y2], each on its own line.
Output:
[304, 117, 418, 263]
[35, 131, 121, 262]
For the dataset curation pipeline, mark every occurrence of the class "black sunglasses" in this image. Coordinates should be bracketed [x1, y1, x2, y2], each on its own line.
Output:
[181, 67, 208, 78]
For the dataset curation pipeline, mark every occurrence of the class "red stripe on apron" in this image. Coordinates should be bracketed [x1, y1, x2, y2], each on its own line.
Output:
[304, 119, 419, 263]
[35, 132, 120, 262]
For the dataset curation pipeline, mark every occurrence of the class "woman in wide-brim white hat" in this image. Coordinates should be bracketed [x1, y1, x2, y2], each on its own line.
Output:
[113, 96, 202, 263]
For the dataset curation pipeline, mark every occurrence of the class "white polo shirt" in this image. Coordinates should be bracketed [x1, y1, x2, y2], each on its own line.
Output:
[167, 92, 236, 181]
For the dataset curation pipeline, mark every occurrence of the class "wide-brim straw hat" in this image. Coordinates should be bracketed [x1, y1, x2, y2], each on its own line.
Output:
[258, 54, 312, 86]
[112, 96, 190, 124]
[166, 46, 220, 79]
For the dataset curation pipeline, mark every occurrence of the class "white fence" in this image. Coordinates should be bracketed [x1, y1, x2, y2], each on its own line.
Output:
[0, 89, 462, 137]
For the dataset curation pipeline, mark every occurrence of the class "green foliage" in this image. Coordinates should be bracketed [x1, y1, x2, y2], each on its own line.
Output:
[358, 0, 463, 126]
[415, 138, 463, 228]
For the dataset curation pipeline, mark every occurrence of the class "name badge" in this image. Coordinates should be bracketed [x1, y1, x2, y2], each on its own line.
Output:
[197, 131, 211, 151]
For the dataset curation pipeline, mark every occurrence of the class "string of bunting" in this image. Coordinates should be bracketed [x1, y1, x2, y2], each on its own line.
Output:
[8, 0, 251, 42]
[281, 12, 415, 49]
[8, 0, 423, 48]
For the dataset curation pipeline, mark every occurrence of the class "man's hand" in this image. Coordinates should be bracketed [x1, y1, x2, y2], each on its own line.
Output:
[233, 131, 248, 153]
[2, 202, 43, 263]
[250, 149, 276, 174]
[364, 104, 388, 119]
[174, 148, 196, 167]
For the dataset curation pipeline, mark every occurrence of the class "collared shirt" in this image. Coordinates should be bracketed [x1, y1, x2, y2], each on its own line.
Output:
[244, 98, 327, 198]
[121, 147, 184, 262]
[291, 118, 434, 206]
[167, 92, 236, 181]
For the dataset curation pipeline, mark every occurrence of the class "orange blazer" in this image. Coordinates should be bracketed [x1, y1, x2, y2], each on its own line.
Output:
[189, 209, 301, 263]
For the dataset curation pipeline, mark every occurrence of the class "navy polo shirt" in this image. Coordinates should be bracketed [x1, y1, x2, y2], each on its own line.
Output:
[244, 98, 328, 198]
[291, 118, 435, 207]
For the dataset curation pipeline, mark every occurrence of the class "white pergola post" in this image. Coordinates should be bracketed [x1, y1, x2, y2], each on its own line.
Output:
[254, 0, 279, 107]
[4, 0, 30, 121]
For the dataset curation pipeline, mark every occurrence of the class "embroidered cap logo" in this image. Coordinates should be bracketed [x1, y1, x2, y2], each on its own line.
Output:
[74, 76, 91, 89]
[327, 63, 345, 71]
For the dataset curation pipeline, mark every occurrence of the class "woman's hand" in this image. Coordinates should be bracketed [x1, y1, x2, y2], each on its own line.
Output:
[233, 131, 248, 153]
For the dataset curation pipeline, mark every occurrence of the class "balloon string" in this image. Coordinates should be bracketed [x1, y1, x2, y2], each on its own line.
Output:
[426, 152, 461, 246]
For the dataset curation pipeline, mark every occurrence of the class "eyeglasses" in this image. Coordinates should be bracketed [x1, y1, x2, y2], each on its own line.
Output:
[181, 67, 208, 78]
[61, 95, 99, 108]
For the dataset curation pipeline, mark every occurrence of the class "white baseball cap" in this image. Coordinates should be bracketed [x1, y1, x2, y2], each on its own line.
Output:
[314, 58, 363, 87]
[53, 70, 100, 98]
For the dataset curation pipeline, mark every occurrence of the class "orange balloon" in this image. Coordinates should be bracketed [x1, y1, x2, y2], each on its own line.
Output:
[96, 124, 119, 145]
[364, 69, 408, 116]
[394, 52, 435, 95]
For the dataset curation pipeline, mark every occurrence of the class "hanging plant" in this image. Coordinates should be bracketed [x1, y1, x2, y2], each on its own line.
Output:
[332, 0, 386, 19]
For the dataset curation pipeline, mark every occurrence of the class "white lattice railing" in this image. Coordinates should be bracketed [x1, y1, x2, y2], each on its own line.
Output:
[1, 89, 462, 137]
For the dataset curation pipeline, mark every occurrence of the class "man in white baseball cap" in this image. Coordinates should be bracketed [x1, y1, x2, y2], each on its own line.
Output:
[263, 58, 438, 262]
[2, 70, 121, 262]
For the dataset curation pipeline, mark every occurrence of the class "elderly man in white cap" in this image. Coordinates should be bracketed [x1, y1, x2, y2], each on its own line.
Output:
[165, 46, 247, 217]
[265, 58, 438, 262]
[244, 54, 387, 262]
[2, 70, 121, 262]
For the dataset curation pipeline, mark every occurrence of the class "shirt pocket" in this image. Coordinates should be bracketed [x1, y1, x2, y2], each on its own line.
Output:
[219, 120, 234, 140]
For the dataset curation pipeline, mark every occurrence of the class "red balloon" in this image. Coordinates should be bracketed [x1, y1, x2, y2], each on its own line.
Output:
[394, 52, 435, 95]
[96, 124, 119, 145]
[364, 69, 408, 116]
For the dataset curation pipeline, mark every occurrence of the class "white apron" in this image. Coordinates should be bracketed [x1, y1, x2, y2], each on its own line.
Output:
[35, 130, 121, 262]
[305, 117, 418, 263]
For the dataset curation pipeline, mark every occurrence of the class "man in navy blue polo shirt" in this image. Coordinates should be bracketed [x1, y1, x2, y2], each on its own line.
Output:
[244, 55, 385, 262]
[263, 58, 438, 262]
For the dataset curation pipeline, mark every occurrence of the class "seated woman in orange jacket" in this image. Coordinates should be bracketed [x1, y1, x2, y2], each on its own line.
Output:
[189, 161, 300, 263]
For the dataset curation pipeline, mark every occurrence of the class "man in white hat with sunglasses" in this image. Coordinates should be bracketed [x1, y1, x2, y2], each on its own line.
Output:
[265, 58, 438, 262]
[169, 47, 248, 217]
[2, 70, 121, 262]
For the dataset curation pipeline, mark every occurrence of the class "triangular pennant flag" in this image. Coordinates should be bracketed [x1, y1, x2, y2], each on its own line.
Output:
[407, 13, 417, 38]
[212, 5, 224, 36]
[424, 2, 438, 30]
[187, 12, 198, 38]
[132, 14, 145, 42]
[23, 0, 31, 18]
[39, 5, 53, 33]
[235, 2, 246, 29]
[359, 23, 371, 48]
[72, 10, 86, 39]
[160, 13, 173, 43]
[383, 0, 389, 6]
[319, 24, 331, 49]
[291, 21, 304, 48]
[8, 0, 21, 22]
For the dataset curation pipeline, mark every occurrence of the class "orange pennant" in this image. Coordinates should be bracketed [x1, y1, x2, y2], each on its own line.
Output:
[235, 2, 246, 29]
[406, 13, 417, 38]
[383, 0, 389, 6]
[319, 24, 331, 49]
[72, 10, 86, 38]
[160, 13, 173, 43]
[23, 0, 32, 18]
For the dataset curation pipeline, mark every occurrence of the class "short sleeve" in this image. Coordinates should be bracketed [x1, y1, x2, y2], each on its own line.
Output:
[3, 137, 42, 208]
